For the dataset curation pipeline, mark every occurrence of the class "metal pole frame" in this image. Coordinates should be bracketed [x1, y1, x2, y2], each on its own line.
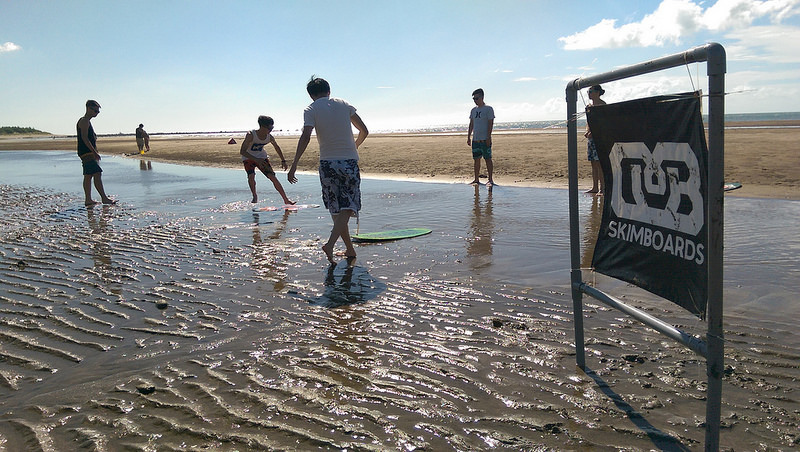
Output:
[565, 43, 725, 451]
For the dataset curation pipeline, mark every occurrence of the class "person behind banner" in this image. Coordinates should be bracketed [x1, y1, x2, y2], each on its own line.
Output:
[585, 84, 606, 194]
[240, 115, 294, 205]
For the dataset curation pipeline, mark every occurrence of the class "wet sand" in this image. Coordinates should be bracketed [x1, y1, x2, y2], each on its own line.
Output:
[0, 149, 799, 449]
[2, 122, 800, 199]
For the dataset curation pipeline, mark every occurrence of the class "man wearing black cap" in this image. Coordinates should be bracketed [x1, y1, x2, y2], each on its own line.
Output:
[77, 100, 116, 206]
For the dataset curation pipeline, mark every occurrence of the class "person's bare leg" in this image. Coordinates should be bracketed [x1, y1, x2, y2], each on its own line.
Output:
[93, 174, 116, 204]
[471, 159, 481, 184]
[322, 213, 338, 264]
[587, 161, 600, 193]
[597, 163, 604, 194]
[83, 175, 97, 205]
[339, 211, 356, 259]
[267, 174, 294, 205]
[486, 158, 494, 186]
[322, 211, 354, 264]
[248, 174, 258, 203]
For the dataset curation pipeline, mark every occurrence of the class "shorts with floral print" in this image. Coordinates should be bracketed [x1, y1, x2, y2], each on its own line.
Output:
[319, 159, 361, 215]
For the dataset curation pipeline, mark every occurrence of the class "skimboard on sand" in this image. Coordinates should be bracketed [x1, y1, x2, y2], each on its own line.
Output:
[724, 182, 742, 192]
[352, 228, 432, 243]
[253, 204, 320, 212]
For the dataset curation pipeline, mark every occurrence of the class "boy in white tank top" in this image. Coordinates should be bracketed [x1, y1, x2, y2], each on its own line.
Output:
[239, 115, 294, 204]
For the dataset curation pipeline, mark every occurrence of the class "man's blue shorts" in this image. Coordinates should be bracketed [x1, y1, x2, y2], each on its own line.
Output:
[472, 141, 492, 160]
[587, 138, 599, 162]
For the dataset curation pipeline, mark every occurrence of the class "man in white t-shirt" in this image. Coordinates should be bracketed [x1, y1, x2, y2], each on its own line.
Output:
[288, 77, 369, 264]
[467, 88, 495, 186]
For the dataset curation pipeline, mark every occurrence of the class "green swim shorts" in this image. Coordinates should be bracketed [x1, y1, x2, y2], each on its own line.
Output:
[472, 141, 492, 160]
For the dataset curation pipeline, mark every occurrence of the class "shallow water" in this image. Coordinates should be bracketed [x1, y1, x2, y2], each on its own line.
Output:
[0, 151, 798, 450]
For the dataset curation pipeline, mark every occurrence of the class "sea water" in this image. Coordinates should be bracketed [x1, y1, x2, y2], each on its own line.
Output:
[2, 151, 798, 317]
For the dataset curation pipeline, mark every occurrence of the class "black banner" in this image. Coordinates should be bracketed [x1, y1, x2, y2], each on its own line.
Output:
[587, 93, 708, 317]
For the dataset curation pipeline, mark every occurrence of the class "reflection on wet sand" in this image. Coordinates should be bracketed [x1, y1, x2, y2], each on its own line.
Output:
[86, 205, 111, 271]
[467, 184, 494, 269]
[139, 159, 152, 171]
[581, 194, 603, 270]
[250, 210, 291, 291]
[304, 263, 387, 308]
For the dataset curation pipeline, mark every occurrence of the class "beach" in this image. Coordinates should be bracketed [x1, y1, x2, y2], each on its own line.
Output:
[2, 122, 800, 199]
[0, 128, 799, 450]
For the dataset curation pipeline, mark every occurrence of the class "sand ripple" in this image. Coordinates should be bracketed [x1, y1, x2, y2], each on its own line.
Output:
[0, 184, 798, 450]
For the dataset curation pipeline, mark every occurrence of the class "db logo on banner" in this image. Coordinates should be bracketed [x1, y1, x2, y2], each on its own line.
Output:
[588, 93, 709, 315]
[608, 142, 704, 236]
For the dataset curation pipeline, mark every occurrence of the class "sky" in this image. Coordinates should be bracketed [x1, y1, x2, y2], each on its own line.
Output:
[2, 0, 799, 135]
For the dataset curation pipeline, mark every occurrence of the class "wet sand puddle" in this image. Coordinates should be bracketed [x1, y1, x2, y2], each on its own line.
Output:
[0, 153, 799, 450]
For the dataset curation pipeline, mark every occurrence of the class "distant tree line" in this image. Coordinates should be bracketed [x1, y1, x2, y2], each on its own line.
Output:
[0, 126, 49, 135]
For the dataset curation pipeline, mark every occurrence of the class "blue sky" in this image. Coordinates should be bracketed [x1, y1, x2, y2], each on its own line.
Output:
[2, 0, 799, 135]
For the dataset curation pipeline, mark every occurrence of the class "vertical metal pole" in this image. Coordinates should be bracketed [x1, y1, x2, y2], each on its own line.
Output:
[566, 85, 585, 369]
[704, 43, 726, 451]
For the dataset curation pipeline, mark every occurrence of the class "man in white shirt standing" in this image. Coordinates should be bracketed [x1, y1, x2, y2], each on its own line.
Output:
[467, 88, 495, 187]
[288, 77, 369, 265]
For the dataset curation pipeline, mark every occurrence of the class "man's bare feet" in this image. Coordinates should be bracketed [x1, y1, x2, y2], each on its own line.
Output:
[101, 198, 117, 205]
[85, 200, 98, 206]
[486, 180, 494, 187]
[251, 195, 258, 203]
[284, 200, 296, 205]
[585, 189, 598, 194]
[469, 180, 480, 185]
[322, 244, 335, 264]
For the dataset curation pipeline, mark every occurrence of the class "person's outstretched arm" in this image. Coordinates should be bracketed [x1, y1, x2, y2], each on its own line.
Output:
[288, 126, 313, 183]
[270, 135, 288, 170]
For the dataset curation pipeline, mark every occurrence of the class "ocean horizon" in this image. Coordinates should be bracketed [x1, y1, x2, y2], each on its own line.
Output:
[117, 110, 800, 137]
[8, 111, 800, 140]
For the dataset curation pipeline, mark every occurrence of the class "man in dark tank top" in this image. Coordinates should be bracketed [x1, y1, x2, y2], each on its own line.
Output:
[77, 100, 116, 206]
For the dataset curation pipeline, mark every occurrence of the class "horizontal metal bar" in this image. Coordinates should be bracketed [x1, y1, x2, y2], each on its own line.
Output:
[576, 283, 708, 358]
[567, 42, 725, 92]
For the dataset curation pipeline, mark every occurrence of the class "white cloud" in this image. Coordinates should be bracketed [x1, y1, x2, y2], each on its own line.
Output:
[0, 42, 21, 53]
[559, 0, 800, 50]
[559, 0, 704, 50]
[703, 0, 799, 30]
[728, 68, 800, 84]
[513, 77, 538, 82]
[724, 25, 800, 63]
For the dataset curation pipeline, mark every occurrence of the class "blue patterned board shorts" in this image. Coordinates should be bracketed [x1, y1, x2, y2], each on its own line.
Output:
[319, 159, 361, 215]
[472, 141, 492, 160]
[587, 138, 599, 162]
